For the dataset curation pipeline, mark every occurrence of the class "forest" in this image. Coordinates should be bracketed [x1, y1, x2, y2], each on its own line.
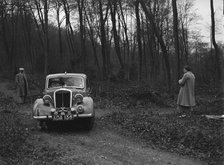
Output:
[0, 0, 223, 90]
[0, 0, 224, 164]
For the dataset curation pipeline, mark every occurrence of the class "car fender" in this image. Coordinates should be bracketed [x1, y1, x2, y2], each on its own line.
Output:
[33, 99, 43, 110]
[82, 97, 94, 115]
[33, 98, 52, 116]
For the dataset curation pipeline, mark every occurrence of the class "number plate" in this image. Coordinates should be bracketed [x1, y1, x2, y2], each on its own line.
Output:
[53, 114, 73, 120]
[53, 115, 63, 120]
[65, 115, 73, 120]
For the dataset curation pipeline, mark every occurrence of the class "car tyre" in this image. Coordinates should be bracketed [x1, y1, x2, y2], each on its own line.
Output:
[39, 121, 53, 130]
[39, 121, 47, 131]
[46, 121, 54, 130]
[84, 117, 95, 130]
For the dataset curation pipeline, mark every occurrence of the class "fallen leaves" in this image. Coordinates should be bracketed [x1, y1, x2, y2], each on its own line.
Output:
[103, 108, 224, 163]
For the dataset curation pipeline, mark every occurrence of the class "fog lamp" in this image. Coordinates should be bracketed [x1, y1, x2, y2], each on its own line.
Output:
[71, 107, 76, 114]
[50, 108, 56, 112]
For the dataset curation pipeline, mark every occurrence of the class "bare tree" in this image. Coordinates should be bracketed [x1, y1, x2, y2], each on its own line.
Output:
[135, 0, 143, 80]
[98, 0, 109, 79]
[178, 0, 197, 65]
[54, 0, 64, 61]
[140, 0, 171, 89]
[77, 0, 87, 71]
[62, 0, 77, 71]
[210, 0, 222, 82]
[109, 0, 124, 77]
[29, 0, 50, 75]
[118, 0, 131, 80]
[172, 0, 180, 81]
[0, 1, 11, 68]
[84, 1, 100, 73]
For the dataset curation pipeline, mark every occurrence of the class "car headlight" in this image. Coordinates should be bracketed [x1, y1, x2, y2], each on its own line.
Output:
[73, 93, 83, 104]
[43, 95, 53, 106]
[77, 105, 84, 114]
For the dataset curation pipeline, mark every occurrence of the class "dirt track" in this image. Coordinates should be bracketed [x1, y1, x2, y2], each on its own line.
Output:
[0, 79, 207, 165]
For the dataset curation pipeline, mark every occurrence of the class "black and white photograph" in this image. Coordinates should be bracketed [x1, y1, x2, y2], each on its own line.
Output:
[0, 0, 223, 164]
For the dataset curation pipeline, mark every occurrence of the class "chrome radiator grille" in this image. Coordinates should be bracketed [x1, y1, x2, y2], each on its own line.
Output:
[55, 90, 71, 108]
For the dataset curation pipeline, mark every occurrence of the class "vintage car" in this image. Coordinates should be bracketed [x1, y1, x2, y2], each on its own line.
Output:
[32, 73, 95, 130]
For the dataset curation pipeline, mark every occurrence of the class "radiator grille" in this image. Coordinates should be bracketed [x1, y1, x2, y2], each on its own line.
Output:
[55, 90, 71, 108]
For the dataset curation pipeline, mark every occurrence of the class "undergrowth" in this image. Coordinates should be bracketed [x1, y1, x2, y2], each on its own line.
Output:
[106, 111, 223, 163]
[0, 93, 60, 164]
[96, 81, 224, 164]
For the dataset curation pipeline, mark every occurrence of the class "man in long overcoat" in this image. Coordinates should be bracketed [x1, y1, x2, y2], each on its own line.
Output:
[15, 68, 28, 103]
[177, 66, 195, 114]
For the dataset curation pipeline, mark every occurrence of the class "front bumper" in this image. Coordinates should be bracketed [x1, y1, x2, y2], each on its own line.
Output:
[33, 113, 93, 120]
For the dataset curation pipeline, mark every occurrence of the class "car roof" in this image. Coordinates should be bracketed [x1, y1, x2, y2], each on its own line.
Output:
[46, 73, 86, 79]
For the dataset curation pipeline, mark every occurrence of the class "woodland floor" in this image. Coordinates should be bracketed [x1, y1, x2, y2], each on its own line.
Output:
[0, 76, 223, 165]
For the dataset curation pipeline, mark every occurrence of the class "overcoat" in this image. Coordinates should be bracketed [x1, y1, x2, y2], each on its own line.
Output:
[15, 73, 28, 97]
[177, 71, 195, 106]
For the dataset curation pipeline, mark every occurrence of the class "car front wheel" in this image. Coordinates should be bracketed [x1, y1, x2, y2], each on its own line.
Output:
[39, 121, 53, 130]
[83, 117, 95, 130]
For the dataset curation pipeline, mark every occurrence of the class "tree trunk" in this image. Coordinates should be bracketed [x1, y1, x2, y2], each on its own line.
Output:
[78, 0, 87, 71]
[32, 0, 49, 74]
[44, 0, 49, 75]
[210, 0, 222, 82]
[1, 12, 11, 68]
[55, 1, 63, 63]
[135, 0, 143, 81]
[140, 0, 171, 89]
[84, 8, 101, 73]
[98, 0, 109, 79]
[118, 0, 130, 80]
[181, 22, 189, 64]
[172, 0, 180, 82]
[62, 0, 77, 71]
[22, 8, 34, 71]
[109, 0, 124, 77]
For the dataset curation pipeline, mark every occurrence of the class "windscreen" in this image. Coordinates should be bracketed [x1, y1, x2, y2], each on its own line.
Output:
[48, 76, 84, 89]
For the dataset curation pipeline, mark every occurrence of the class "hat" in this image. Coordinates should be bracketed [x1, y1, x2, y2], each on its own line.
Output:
[19, 68, 24, 71]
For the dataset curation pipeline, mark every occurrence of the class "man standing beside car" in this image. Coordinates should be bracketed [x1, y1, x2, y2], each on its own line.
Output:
[15, 68, 28, 103]
[177, 65, 196, 116]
